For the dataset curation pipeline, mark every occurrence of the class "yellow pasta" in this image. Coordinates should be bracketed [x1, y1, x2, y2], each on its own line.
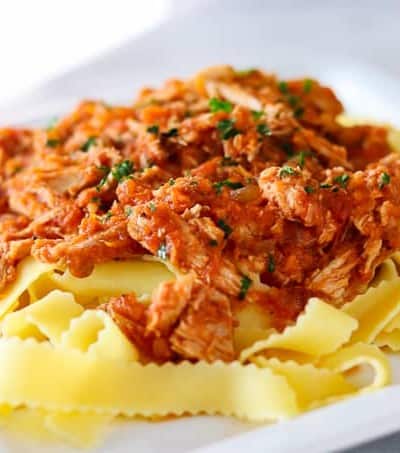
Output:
[0, 255, 397, 446]
[2, 290, 83, 342]
[252, 356, 355, 410]
[342, 276, 400, 344]
[0, 338, 298, 422]
[319, 343, 391, 393]
[49, 258, 174, 300]
[0, 257, 53, 319]
[337, 114, 400, 152]
[240, 298, 358, 362]
[1, 290, 138, 361]
[372, 259, 398, 286]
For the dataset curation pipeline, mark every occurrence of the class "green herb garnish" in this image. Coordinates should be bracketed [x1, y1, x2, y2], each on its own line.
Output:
[334, 174, 350, 189]
[287, 95, 300, 108]
[267, 253, 275, 273]
[125, 206, 133, 217]
[304, 186, 315, 194]
[320, 183, 332, 189]
[281, 142, 295, 157]
[217, 119, 241, 140]
[294, 106, 305, 118]
[213, 180, 244, 194]
[96, 165, 111, 190]
[238, 275, 252, 300]
[297, 150, 306, 168]
[149, 202, 157, 212]
[236, 68, 256, 77]
[257, 124, 271, 137]
[279, 166, 298, 178]
[102, 212, 113, 222]
[209, 97, 233, 113]
[161, 128, 178, 138]
[81, 136, 97, 152]
[168, 178, 175, 186]
[379, 172, 390, 190]
[46, 139, 60, 148]
[217, 219, 233, 238]
[303, 79, 313, 93]
[251, 110, 264, 121]
[209, 239, 219, 247]
[278, 81, 289, 94]
[112, 160, 134, 182]
[147, 125, 159, 135]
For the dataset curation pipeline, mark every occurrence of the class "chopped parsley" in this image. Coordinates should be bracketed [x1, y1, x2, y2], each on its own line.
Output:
[278, 81, 289, 94]
[379, 172, 391, 190]
[125, 206, 133, 217]
[281, 142, 295, 157]
[267, 253, 275, 273]
[96, 165, 111, 190]
[213, 180, 244, 194]
[81, 136, 97, 152]
[303, 79, 313, 93]
[235, 68, 256, 77]
[251, 110, 264, 121]
[297, 150, 306, 168]
[334, 174, 350, 189]
[168, 178, 175, 186]
[287, 94, 300, 108]
[209, 97, 233, 113]
[221, 156, 239, 166]
[294, 106, 305, 118]
[297, 150, 312, 168]
[257, 123, 271, 137]
[217, 119, 241, 140]
[157, 243, 168, 260]
[102, 212, 113, 222]
[217, 219, 233, 238]
[238, 275, 252, 300]
[112, 160, 134, 182]
[161, 128, 178, 138]
[304, 185, 315, 194]
[149, 202, 157, 212]
[320, 182, 332, 189]
[209, 239, 219, 247]
[147, 125, 159, 135]
[46, 139, 60, 148]
[277, 83, 305, 117]
[279, 166, 298, 178]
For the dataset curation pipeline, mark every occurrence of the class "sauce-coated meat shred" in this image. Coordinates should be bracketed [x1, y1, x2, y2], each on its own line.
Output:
[1, 66, 399, 362]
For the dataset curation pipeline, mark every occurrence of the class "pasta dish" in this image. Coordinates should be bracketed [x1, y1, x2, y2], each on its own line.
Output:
[0, 65, 400, 446]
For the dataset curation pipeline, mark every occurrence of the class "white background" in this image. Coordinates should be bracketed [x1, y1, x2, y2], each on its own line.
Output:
[0, 0, 172, 104]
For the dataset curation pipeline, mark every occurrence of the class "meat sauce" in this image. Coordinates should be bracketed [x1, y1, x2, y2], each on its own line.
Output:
[1, 66, 399, 362]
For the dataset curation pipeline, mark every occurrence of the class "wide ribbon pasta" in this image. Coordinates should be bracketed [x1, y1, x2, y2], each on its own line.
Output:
[240, 298, 358, 362]
[0, 256, 398, 447]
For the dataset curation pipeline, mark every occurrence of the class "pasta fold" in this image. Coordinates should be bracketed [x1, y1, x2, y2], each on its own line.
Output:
[240, 298, 358, 362]
[0, 338, 298, 422]
[0, 257, 53, 319]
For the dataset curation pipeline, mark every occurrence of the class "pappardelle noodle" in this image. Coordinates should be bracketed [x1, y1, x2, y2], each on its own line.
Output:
[0, 66, 400, 446]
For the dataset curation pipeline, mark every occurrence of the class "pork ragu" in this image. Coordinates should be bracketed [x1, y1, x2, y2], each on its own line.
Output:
[1, 65, 400, 363]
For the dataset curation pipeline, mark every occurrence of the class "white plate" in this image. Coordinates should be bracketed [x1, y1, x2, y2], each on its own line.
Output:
[1, 2, 400, 452]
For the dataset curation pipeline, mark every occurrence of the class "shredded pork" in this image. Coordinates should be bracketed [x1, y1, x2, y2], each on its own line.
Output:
[1, 66, 399, 362]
